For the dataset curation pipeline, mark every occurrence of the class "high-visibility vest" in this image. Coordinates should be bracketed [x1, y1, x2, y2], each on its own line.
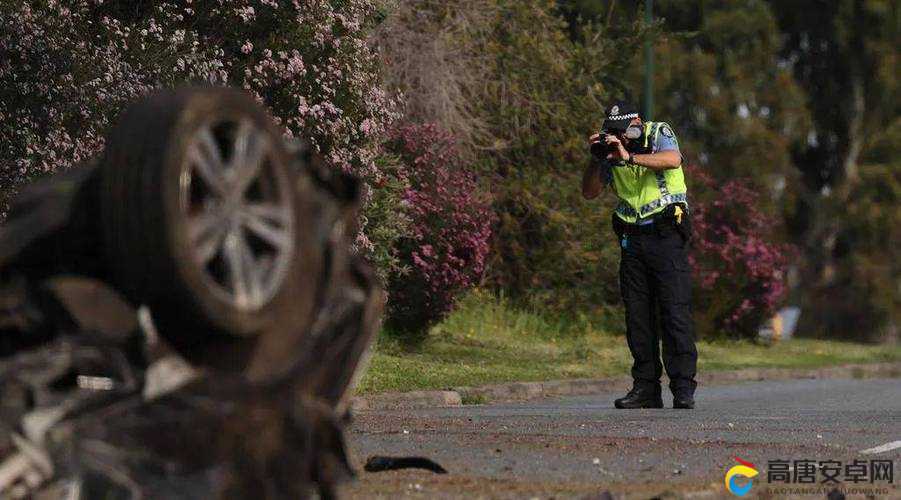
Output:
[611, 121, 688, 223]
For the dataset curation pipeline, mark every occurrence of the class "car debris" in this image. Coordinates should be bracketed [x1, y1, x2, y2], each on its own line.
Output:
[0, 87, 382, 499]
[363, 455, 448, 474]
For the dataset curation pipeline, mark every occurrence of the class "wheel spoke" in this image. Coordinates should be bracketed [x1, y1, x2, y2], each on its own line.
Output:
[240, 204, 292, 251]
[245, 203, 290, 225]
[189, 211, 226, 265]
[229, 121, 268, 198]
[224, 229, 256, 309]
[190, 127, 228, 196]
[240, 231, 263, 305]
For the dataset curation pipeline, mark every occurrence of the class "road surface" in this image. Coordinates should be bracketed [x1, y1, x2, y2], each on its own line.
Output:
[343, 377, 900, 498]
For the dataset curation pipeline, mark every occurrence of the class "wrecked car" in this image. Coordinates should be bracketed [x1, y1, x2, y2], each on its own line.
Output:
[0, 87, 381, 499]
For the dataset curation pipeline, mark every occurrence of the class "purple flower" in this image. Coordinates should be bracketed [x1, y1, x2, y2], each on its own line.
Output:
[384, 123, 494, 333]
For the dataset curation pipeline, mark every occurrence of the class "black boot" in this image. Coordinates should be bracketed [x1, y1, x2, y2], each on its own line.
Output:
[614, 385, 663, 409]
[672, 393, 695, 409]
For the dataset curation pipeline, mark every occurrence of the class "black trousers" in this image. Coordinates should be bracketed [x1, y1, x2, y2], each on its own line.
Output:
[618, 224, 698, 395]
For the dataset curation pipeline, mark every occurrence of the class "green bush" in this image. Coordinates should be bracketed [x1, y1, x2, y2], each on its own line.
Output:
[373, 0, 648, 316]
[455, 0, 647, 312]
[799, 164, 900, 342]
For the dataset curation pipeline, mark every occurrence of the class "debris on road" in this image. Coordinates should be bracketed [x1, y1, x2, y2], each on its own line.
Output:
[364, 455, 449, 474]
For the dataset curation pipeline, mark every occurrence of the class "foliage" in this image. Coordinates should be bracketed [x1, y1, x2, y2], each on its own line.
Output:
[643, 1, 811, 192]
[0, 0, 400, 252]
[390, 0, 646, 312]
[557, 0, 900, 340]
[376, 0, 801, 337]
[687, 166, 795, 338]
[360, 154, 413, 284]
[373, 0, 498, 156]
[373, 0, 639, 317]
[357, 289, 901, 394]
[799, 164, 900, 342]
[767, 0, 899, 189]
[2, 0, 895, 341]
[766, 0, 899, 340]
[382, 123, 493, 336]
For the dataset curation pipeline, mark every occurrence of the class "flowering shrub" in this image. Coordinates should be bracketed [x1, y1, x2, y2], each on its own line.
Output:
[361, 153, 414, 285]
[687, 166, 795, 338]
[0, 0, 399, 249]
[383, 123, 493, 335]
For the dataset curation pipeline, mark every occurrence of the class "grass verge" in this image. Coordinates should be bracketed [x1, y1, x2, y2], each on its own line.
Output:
[355, 291, 901, 394]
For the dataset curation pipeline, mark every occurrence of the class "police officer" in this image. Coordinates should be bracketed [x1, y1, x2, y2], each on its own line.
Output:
[581, 101, 697, 409]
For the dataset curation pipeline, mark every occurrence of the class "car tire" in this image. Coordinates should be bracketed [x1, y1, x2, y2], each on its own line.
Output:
[99, 87, 308, 368]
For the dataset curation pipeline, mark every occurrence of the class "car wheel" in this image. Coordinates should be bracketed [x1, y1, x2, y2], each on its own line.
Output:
[99, 88, 304, 366]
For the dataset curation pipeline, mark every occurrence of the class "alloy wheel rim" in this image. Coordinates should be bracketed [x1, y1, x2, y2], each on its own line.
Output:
[180, 119, 295, 312]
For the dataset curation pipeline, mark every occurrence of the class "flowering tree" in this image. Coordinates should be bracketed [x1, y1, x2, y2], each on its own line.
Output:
[0, 0, 399, 250]
[687, 166, 796, 338]
[383, 124, 493, 335]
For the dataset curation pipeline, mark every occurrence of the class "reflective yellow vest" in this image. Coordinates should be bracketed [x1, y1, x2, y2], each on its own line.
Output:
[611, 121, 688, 223]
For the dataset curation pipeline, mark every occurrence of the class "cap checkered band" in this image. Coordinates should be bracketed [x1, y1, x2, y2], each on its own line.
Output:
[608, 112, 639, 121]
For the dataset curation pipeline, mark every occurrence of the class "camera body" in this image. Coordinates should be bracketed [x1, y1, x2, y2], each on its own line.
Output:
[590, 126, 644, 160]
[590, 134, 618, 160]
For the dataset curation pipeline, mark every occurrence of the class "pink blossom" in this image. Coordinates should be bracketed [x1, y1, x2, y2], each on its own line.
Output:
[684, 165, 796, 336]
[384, 123, 493, 332]
[0, 0, 400, 224]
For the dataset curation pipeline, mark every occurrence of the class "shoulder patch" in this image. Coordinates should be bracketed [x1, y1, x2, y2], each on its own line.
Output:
[660, 125, 674, 138]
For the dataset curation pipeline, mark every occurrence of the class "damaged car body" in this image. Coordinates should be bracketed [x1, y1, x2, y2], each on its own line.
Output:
[0, 87, 382, 499]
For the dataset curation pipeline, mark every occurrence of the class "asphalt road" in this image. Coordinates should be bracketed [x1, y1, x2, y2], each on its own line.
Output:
[343, 378, 901, 499]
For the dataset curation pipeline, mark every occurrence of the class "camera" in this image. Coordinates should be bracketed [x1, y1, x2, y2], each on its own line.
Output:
[590, 134, 617, 160]
[590, 125, 643, 160]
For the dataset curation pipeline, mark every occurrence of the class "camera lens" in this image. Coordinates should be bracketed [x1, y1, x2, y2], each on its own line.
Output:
[590, 141, 607, 159]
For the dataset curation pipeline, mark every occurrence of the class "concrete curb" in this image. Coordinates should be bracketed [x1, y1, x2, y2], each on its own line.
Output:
[351, 390, 461, 411]
[350, 362, 901, 412]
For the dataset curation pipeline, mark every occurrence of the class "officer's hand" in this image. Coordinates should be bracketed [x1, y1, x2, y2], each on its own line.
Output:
[604, 134, 629, 160]
[588, 132, 602, 147]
